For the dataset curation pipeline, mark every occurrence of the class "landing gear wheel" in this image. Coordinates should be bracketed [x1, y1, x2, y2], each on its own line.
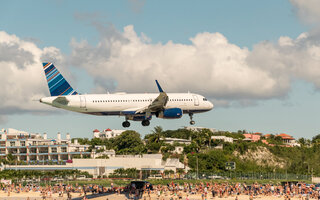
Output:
[142, 120, 150, 126]
[189, 113, 195, 125]
[122, 121, 130, 128]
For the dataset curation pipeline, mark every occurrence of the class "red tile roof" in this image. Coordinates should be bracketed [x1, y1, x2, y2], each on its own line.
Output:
[278, 133, 291, 137]
[277, 133, 294, 140]
[93, 129, 100, 133]
[264, 134, 271, 138]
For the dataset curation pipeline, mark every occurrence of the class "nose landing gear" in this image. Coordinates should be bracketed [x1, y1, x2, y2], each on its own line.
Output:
[189, 113, 195, 125]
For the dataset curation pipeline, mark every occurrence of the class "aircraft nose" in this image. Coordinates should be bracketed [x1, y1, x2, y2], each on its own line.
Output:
[208, 101, 214, 110]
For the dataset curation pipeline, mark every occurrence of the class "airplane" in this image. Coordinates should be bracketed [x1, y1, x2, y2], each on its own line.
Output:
[39, 63, 214, 127]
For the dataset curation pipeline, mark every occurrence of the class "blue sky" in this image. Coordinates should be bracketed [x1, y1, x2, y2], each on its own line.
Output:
[1, 0, 320, 139]
[1, 0, 306, 49]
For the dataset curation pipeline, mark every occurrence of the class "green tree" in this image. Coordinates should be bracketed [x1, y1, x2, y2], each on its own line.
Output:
[176, 168, 185, 179]
[145, 126, 164, 153]
[114, 130, 145, 154]
[312, 134, 320, 144]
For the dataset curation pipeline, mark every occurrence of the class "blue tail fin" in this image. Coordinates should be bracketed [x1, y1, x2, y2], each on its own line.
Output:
[42, 63, 78, 96]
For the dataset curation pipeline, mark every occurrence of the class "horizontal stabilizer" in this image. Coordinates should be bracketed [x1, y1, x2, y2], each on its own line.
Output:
[53, 96, 69, 105]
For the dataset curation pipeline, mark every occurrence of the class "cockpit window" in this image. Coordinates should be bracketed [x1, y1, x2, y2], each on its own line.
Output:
[203, 98, 207, 101]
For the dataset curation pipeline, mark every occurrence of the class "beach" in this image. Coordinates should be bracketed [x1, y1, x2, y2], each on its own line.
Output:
[0, 190, 316, 200]
[0, 181, 317, 200]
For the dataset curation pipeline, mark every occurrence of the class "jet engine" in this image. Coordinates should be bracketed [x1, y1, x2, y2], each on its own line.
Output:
[156, 108, 183, 119]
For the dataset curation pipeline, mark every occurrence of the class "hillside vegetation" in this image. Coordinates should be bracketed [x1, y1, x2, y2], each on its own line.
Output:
[74, 127, 320, 176]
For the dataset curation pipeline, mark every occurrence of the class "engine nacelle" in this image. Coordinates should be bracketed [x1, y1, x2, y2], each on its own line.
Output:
[156, 108, 183, 119]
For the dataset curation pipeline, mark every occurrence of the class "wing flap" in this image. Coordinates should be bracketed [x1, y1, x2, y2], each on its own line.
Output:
[121, 80, 168, 118]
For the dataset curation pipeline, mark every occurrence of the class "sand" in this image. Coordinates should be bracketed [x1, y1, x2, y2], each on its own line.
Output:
[0, 190, 313, 200]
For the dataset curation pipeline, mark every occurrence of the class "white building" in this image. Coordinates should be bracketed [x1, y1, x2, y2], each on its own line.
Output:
[160, 138, 191, 145]
[5, 154, 185, 177]
[93, 129, 125, 139]
[0, 128, 92, 164]
[173, 146, 184, 154]
[184, 126, 216, 133]
[92, 150, 116, 158]
[211, 136, 234, 143]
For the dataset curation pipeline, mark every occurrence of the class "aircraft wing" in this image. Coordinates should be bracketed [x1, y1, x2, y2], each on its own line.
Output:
[121, 108, 143, 115]
[135, 80, 168, 117]
[121, 81, 168, 117]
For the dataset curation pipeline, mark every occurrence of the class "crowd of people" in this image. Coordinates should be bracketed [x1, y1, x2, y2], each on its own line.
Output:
[1, 183, 123, 199]
[130, 182, 320, 200]
[1, 181, 320, 199]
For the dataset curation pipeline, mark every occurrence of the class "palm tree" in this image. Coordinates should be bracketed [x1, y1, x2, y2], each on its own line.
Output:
[145, 126, 165, 153]
[152, 126, 164, 143]
[176, 168, 185, 179]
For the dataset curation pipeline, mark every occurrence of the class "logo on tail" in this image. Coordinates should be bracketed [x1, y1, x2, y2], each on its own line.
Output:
[42, 63, 78, 96]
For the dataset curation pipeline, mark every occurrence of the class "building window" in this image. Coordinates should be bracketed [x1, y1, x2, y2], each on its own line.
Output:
[10, 142, 15, 147]
[51, 147, 57, 153]
[21, 141, 25, 146]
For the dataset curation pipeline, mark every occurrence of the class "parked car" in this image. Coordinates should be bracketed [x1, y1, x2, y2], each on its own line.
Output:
[208, 175, 224, 179]
[128, 181, 153, 191]
[147, 175, 162, 180]
[76, 175, 90, 181]
[52, 176, 64, 182]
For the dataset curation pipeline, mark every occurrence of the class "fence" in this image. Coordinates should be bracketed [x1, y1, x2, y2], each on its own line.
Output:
[185, 172, 311, 181]
[108, 170, 311, 181]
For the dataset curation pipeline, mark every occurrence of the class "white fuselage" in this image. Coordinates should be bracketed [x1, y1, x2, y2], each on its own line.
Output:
[40, 92, 213, 117]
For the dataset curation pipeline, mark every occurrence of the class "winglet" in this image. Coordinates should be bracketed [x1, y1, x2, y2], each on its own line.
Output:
[155, 80, 164, 93]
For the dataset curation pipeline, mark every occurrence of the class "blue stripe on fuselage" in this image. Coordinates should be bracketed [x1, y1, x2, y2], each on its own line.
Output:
[81, 109, 211, 116]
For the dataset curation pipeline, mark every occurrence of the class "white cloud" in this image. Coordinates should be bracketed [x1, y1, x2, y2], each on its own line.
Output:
[68, 24, 320, 107]
[69, 25, 292, 104]
[128, 0, 146, 14]
[249, 32, 320, 89]
[290, 0, 320, 24]
[2, 4, 320, 119]
[0, 31, 66, 117]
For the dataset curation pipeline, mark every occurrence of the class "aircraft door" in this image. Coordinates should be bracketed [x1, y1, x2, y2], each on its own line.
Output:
[80, 96, 86, 108]
[193, 95, 199, 106]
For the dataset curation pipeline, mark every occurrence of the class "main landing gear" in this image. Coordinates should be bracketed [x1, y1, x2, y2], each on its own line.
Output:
[142, 120, 150, 126]
[189, 113, 195, 125]
[122, 121, 130, 128]
[122, 120, 150, 127]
